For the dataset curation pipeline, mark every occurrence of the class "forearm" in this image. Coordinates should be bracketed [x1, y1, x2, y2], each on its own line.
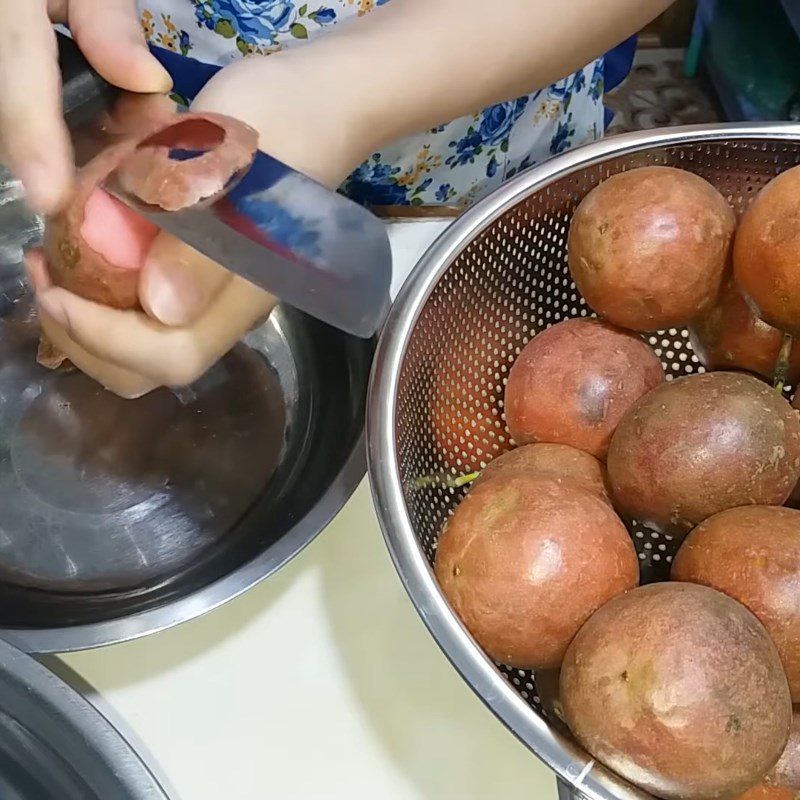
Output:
[281, 0, 675, 146]
[195, 0, 674, 187]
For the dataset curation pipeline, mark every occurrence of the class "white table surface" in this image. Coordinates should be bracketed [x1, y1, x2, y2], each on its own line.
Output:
[60, 221, 559, 800]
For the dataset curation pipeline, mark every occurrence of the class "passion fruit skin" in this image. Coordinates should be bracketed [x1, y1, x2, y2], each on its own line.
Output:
[607, 372, 800, 533]
[688, 278, 800, 384]
[673, 506, 800, 702]
[504, 317, 664, 460]
[474, 443, 611, 505]
[560, 582, 792, 800]
[568, 166, 735, 331]
[768, 711, 800, 792]
[734, 165, 800, 336]
[434, 473, 638, 670]
[736, 786, 796, 800]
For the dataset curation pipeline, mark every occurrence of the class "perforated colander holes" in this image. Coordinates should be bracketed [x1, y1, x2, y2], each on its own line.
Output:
[630, 522, 679, 582]
[509, 672, 542, 700]
[497, 665, 542, 709]
[645, 328, 704, 379]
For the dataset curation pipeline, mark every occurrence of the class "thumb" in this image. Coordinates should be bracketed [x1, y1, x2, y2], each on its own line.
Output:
[69, 0, 171, 94]
[140, 231, 230, 327]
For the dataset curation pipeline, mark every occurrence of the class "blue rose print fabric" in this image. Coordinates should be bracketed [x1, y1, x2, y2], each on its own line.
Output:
[139, 1, 606, 207]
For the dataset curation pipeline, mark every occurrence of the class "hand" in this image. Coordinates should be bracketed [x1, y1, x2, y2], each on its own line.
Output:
[28, 246, 278, 398]
[0, 0, 171, 214]
[29, 54, 373, 398]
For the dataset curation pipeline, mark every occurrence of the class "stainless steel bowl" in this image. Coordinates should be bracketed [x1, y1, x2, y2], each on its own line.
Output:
[0, 167, 372, 652]
[0, 638, 171, 798]
[367, 122, 800, 800]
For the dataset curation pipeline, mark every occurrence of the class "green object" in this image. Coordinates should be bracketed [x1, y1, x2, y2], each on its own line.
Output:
[412, 471, 480, 490]
[290, 22, 309, 39]
[169, 91, 190, 107]
[705, 0, 800, 119]
[684, 28, 703, 78]
[214, 18, 236, 38]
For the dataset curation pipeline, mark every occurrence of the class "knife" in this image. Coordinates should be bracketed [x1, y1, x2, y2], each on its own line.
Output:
[57, 31, 391, 339]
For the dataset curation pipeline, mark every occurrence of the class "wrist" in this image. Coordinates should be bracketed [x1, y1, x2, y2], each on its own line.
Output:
[192, 53, 375, 189]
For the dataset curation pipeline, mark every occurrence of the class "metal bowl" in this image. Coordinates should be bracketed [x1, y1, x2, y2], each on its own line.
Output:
[0, 168, 372, 653]
[367, 122, 800, 800]
[0, 638, 171, 798]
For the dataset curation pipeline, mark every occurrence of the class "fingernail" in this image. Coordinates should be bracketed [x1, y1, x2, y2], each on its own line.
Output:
[145, 58, 174, 93]
[155, 63, 174, 93]
[145, 263, 203, 326]
[37, 292, 70, 331]
[134, 42, 173, 92]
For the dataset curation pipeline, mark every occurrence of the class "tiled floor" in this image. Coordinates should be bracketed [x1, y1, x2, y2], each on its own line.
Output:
[605, 47, 719, 134]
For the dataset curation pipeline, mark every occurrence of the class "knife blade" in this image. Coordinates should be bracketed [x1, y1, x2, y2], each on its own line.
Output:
[58, 31, 391, 339]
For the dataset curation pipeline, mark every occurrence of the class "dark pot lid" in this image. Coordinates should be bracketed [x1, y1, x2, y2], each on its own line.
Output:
[0, 638, 171, 799]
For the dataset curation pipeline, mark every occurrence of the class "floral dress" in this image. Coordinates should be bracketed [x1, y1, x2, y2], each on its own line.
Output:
[138, 0, 607, 208]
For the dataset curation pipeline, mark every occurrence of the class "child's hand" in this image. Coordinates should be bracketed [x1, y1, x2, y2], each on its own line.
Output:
[29, 54, 372, 398]
[0, 1, 171, 214]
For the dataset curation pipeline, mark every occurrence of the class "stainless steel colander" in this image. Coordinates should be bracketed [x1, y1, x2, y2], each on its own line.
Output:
[367, 122, 800, 800]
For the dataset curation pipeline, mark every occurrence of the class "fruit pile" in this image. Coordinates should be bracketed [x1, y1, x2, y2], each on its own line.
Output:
[430, 164, 800, 800]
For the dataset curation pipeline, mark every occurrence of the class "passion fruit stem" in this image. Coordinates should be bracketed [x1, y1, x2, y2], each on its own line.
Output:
[774, 332, 794, 393]
[412, 471, 480, 490]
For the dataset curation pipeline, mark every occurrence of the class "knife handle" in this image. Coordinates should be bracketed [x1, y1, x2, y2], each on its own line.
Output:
[56, 30, 120, 129]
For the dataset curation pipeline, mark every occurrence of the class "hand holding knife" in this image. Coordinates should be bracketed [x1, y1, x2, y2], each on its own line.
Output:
[57, 31, 391, 339]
